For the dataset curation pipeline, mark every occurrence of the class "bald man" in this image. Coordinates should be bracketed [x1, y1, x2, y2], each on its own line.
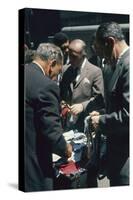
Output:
[60, 39, 104, 132]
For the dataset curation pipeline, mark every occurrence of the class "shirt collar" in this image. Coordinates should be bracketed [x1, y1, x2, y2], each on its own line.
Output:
[117, 47, 129, 65]
[32, 61, 45, 76]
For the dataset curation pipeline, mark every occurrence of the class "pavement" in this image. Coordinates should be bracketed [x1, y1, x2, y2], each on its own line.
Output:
[98, 176, 110, 188]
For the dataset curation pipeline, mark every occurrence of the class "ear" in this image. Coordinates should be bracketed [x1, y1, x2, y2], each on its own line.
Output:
[48, 59, 56, 74]
[105, 37, 115, 49]
[50, 59, 56, 68]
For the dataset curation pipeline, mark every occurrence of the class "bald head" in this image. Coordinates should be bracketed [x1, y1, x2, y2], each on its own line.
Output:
[69, 39, 87, 68]
[69, 39, 86, 56]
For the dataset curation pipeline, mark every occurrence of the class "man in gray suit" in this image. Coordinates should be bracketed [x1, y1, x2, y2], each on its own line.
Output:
[90, 22, 129, 186]
[60, 39, 104, 132]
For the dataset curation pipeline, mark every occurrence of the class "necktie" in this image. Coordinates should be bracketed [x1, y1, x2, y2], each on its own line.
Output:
[73, 68, 78, 87]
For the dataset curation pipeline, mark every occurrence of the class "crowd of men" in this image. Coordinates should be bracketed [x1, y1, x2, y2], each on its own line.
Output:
[24, 22, 129, 192]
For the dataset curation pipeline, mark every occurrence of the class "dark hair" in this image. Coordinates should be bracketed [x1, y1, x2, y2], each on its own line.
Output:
[96, 22, 125, 44]
[53, 32, 69, 47]
[35, 43, 63, 64]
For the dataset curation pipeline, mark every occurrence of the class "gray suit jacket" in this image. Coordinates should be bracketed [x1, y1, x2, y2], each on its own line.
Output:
[60, 59, 104, 131]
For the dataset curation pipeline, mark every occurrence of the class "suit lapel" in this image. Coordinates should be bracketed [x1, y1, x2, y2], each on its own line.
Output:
[74, 61, 89, 88]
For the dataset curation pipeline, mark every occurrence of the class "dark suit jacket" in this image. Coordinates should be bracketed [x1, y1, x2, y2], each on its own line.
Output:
[60, 59, 104, 131]
[99, 49, 129, 177]
[24, 63, 67, 192]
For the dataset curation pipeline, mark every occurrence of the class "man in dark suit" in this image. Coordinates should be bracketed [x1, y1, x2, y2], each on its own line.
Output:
[24, 43, 72, 192]
[60, 39, 104, 132]
[90, 22, 129, 186]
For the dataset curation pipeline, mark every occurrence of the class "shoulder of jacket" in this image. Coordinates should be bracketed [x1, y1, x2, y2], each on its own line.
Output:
[85, 60, 102, 73]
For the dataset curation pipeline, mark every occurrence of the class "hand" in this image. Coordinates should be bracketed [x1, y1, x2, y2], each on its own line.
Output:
[91, 115, 100, 130]
[61, 100, 67, 109]
[61, 100, 71, 110]
[70, 104, 83, 115]
[65, 143, 73, 158]
[89, 111, 100, 117]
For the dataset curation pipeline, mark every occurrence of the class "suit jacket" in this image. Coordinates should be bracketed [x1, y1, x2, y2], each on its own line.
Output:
[24, 63, 67, 192]
[99, 49, 129, 177]
[60, 59, 104, 131]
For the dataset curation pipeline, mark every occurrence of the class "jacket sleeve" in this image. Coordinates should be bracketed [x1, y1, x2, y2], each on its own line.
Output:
[35, 80, 67, 157]
[99, 66, 129, 136]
